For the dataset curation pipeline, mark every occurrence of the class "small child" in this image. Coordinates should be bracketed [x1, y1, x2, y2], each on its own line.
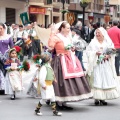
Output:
[35, 52, 62, 116]
[4, 48, 22, 100]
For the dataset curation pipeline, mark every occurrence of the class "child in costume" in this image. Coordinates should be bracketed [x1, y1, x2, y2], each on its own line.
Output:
[4, 48, 22, 100]
[35, 52, 62, 116]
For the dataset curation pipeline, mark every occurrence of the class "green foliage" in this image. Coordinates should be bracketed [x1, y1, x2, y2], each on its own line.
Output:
[60, 9, 69, 14]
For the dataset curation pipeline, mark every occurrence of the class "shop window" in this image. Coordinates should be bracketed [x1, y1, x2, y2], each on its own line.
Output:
[6, 8, 15, 25]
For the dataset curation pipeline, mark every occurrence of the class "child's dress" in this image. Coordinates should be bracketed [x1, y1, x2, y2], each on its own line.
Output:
[27, 68, 41, 98]
[5, 58, 23, 95]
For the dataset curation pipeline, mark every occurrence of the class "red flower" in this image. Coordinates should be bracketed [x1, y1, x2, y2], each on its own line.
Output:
[33, 54, 40, 63]
[22, 61, 30, 71]
[14, 46, 21, 53]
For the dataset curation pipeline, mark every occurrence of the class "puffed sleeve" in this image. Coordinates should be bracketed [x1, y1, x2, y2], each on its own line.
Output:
[9, 37, 14, 48]
[48, 33, 58, 49]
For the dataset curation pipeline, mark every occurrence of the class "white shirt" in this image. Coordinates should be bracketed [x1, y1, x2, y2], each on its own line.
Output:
[16, 30, 28, 39]
[27, 29, 36, 37]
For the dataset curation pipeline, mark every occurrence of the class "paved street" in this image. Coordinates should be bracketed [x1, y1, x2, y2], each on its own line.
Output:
[0, 58, 120, 120]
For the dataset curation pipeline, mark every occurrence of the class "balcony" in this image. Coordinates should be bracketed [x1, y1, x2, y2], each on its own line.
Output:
[53, 0, 70, 8]
[29, 0, 44, 6]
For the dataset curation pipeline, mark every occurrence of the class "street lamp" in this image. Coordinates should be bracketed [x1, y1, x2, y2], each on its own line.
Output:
[62, 0, 65, 20]
[80, 0, 89, 26]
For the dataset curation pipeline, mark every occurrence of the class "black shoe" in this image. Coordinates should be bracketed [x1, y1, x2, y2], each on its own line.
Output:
[46, 100, 51, 105]
[35, 109, 42, 116]
[53, 110, 62, 116]
[94, 100, 100, 105]
[11, 96, 15, 100]
[62, 105, 73, 110]
[100, 100, 107, 105]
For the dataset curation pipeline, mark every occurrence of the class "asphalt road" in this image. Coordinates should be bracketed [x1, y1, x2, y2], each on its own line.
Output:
[0, 58, 120, 120]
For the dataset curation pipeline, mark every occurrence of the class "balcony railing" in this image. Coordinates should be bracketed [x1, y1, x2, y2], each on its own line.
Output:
[29, 0, 44, 3]
[53, 0, 70, 4]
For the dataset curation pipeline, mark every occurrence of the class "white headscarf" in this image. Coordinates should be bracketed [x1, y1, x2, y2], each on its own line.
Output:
[93, 27, 114, 48]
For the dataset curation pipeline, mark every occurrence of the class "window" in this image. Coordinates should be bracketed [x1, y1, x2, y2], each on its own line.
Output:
[47, 0, 52, 4]
[6, 8, 15, 24]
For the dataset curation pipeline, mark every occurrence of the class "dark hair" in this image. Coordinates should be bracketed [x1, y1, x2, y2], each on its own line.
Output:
[47, 24, 51, 28]
[113, 20, 118, 26]
[58, 22, 68, 32]
[19, 25, 23, 28]
[9, 48, 16, 55]
[96, 22, 100, 28]
[0, 23, 6, 29]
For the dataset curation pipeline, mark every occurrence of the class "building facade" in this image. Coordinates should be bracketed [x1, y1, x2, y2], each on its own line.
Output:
[68, 0, 105, 25]
[0, 0, 27, 24]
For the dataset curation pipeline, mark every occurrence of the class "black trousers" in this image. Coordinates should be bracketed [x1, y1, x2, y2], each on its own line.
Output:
[32, 40, 41, 55]
[115, 49, 120, 76]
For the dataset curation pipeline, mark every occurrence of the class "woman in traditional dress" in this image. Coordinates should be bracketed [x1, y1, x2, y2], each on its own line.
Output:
[4, 48, 22, 100]
[48, 21, 92, 110]
[0, 23, 14, 54]
[0, 23, 13, 94]
[86, 27, 120, 105]
[0, 52, 7, 94]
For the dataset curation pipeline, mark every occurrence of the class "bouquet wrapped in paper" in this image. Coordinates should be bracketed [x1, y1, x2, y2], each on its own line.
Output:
[97, 48, 117, 64]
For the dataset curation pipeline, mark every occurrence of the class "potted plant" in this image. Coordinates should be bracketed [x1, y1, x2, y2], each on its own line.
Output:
[80, 0, 90, 8]
[60, 9, 69, 14]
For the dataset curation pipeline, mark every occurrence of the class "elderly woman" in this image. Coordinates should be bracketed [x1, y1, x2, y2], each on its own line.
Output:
[86, 27, 120, 105]
[48, 21, 92, 110]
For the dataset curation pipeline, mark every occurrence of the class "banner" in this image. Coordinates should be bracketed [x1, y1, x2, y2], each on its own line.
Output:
[20, 12, 29, 25]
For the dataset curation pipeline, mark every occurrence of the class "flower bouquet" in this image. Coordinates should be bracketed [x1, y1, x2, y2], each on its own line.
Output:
[19, 60, 30, 72]
[65, 44, 73, 50]
[97, 48, 117, 64]
[105, 48, 117, 55]
[33, 54, 41, 64]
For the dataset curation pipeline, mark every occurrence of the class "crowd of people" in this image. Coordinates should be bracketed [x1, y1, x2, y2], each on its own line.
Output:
[0, 20, 120, 116]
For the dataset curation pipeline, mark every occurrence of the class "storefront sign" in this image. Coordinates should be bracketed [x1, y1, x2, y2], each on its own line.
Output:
[29, 6, 46, 14]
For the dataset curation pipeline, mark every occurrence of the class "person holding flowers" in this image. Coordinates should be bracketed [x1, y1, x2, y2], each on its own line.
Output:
[34, 52, 62, 116]
[48, 21, 92, 110]
[86, 27, 120, 105]
[4, 48, 30, 100]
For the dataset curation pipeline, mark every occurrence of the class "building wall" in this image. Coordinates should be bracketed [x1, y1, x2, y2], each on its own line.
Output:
[0, 0, 26, 24]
